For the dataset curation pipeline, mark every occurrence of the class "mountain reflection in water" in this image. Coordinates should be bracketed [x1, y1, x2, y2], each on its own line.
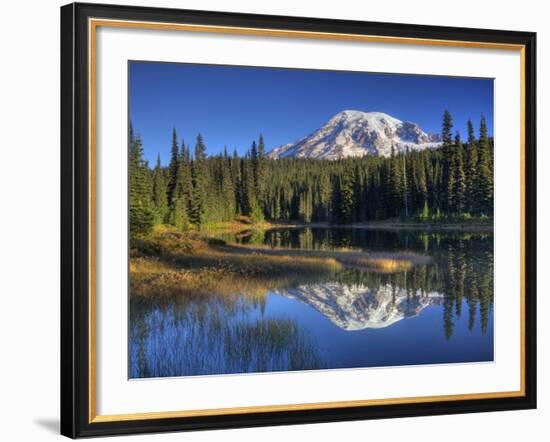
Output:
[130, 228, 494, 378]
[274, 283, 444, 331]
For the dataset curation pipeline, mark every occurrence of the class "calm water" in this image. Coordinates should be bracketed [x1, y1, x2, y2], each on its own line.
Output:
[129, 228, 494, 378]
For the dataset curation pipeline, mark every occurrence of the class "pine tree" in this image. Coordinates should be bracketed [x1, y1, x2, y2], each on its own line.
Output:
[402, 150, 409, 218]
[465, 120, 478, 214]
[179, 141, 193, 197]
[220, 152, 236, 221]
[442, 110, 453, 150]
[441, 110, 454, 212]
[129, 133, 154, 236]
[151, 153, 168, 223]
[316, 169, 332, 222]
[242, 153, 252, 214]
[129, 120, 135, 147]
[353, 163, 367, 222]
[169, 141, 193, 230]
[231, 148, 243, 215]
[298, 186, 313, 222]
[256, 134, 267, 211]
[453, 133, 466, 214]
[477, 116, 493, 215]
[388, 145, 403, 217]
[170, 192, 190, 230]
[190, 133, 208, 226]
[250, 140, 258, 174]
[243, 147, 263, 223]
[166, 128, 179, 214]
[333, 163, 355, 224]
[431, 160, 442, 213]
[416, 153, 428, 213]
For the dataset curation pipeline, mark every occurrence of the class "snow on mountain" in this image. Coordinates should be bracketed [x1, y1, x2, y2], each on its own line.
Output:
[273, 282, 444, 331]
[268, 110, 441, 160]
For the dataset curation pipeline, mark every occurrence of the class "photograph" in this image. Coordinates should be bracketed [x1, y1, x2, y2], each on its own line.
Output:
[128, 62, 495, 379]
[0, 0, 542, 439]
[58, 1, 538, 438]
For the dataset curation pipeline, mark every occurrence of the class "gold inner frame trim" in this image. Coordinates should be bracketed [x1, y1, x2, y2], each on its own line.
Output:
[88, 17, 527, 424]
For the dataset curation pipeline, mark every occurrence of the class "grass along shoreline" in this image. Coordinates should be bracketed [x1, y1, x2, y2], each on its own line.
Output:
[130, 225, 431, 300]
[263, 219, 494, 232]
[182, 216, 494, 237]
[214, 242, 429, 272]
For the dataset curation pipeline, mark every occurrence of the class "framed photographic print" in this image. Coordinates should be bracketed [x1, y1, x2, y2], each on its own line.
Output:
[60, 2, 537, 438]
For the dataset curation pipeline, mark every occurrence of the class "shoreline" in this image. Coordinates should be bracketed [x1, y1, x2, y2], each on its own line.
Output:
[130, 228, 433, 301]
[247, 220, 494, 233]
[152, 218, 494, 242]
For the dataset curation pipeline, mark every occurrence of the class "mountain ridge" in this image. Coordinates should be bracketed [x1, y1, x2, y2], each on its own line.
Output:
[268, 110, 441, 160]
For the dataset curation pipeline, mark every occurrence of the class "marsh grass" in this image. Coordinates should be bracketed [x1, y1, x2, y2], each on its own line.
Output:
[129, 301, 323, 377]
[130, 227, 430, 301]
[131, 228, 341, 300]
[216, 243, 430, 273]
[130, 254, 341, 301]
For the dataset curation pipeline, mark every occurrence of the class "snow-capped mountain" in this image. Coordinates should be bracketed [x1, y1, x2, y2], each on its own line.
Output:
[268, 110, 441, 160]
[273, 282, 444, 331]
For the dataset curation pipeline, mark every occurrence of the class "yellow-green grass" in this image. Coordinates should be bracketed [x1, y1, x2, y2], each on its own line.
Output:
[214, 242, 429, 273]
[130, 227, 429, 300]
[131, 230, 342, 300]
[130, 253, 341, 300]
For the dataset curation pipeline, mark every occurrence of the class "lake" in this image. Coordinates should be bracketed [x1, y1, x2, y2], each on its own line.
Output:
[129, 227, 494, 378]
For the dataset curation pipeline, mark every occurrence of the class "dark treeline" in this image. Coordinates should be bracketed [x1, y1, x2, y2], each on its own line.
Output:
[130, 111, 494, 235]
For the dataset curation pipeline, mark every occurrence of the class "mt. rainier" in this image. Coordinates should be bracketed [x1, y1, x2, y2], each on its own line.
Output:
[268, 110, 441, 160]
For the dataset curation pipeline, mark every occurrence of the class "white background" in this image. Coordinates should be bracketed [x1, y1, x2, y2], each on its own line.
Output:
[0, 0, 547, 440]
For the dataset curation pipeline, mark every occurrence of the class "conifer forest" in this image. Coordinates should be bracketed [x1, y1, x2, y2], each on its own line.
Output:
[129, 111, 494, 236]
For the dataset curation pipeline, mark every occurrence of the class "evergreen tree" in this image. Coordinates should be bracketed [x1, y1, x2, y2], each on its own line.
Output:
[220, 151, 236, 221]
[129, 133, 154, 236]
[416, 153, 428, 214]
[151, 153, 168, 223]
[465, 119, 478, 213]
[169, 141, 193, 230]
[256, 134, 267, 210]
[316, 169, 332, 222]
[333, 163, 355, 224]
[402, 150, 409, 218]
[447, 152, 457, 213]
[170, 192, 190, 230]
[166, 128, 179, 214]
[388, 145, 403, 217]
[190, 134, 208, 226]
[250, 140, 258, 175]
[179, 141, 193, 199]
[453, 132, 466, 214]
[231, 148, 243, 215]
[353, 163, 367, 221]
[477, 116, 493, 215]
[129, 120, 135, 147]
[243, 147, 263, 223]
[441, 110, 454, 211]
[442, 110, 454, 149]
[298, 186, 313, 222]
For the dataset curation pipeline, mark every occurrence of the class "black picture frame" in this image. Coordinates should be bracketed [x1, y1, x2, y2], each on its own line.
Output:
[61, 2, 537, 438]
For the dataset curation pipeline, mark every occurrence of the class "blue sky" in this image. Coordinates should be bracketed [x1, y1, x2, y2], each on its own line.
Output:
[129, 61, 494, 165]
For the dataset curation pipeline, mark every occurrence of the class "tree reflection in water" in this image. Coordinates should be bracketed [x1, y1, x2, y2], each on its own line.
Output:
[130, 229, 493, 378]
